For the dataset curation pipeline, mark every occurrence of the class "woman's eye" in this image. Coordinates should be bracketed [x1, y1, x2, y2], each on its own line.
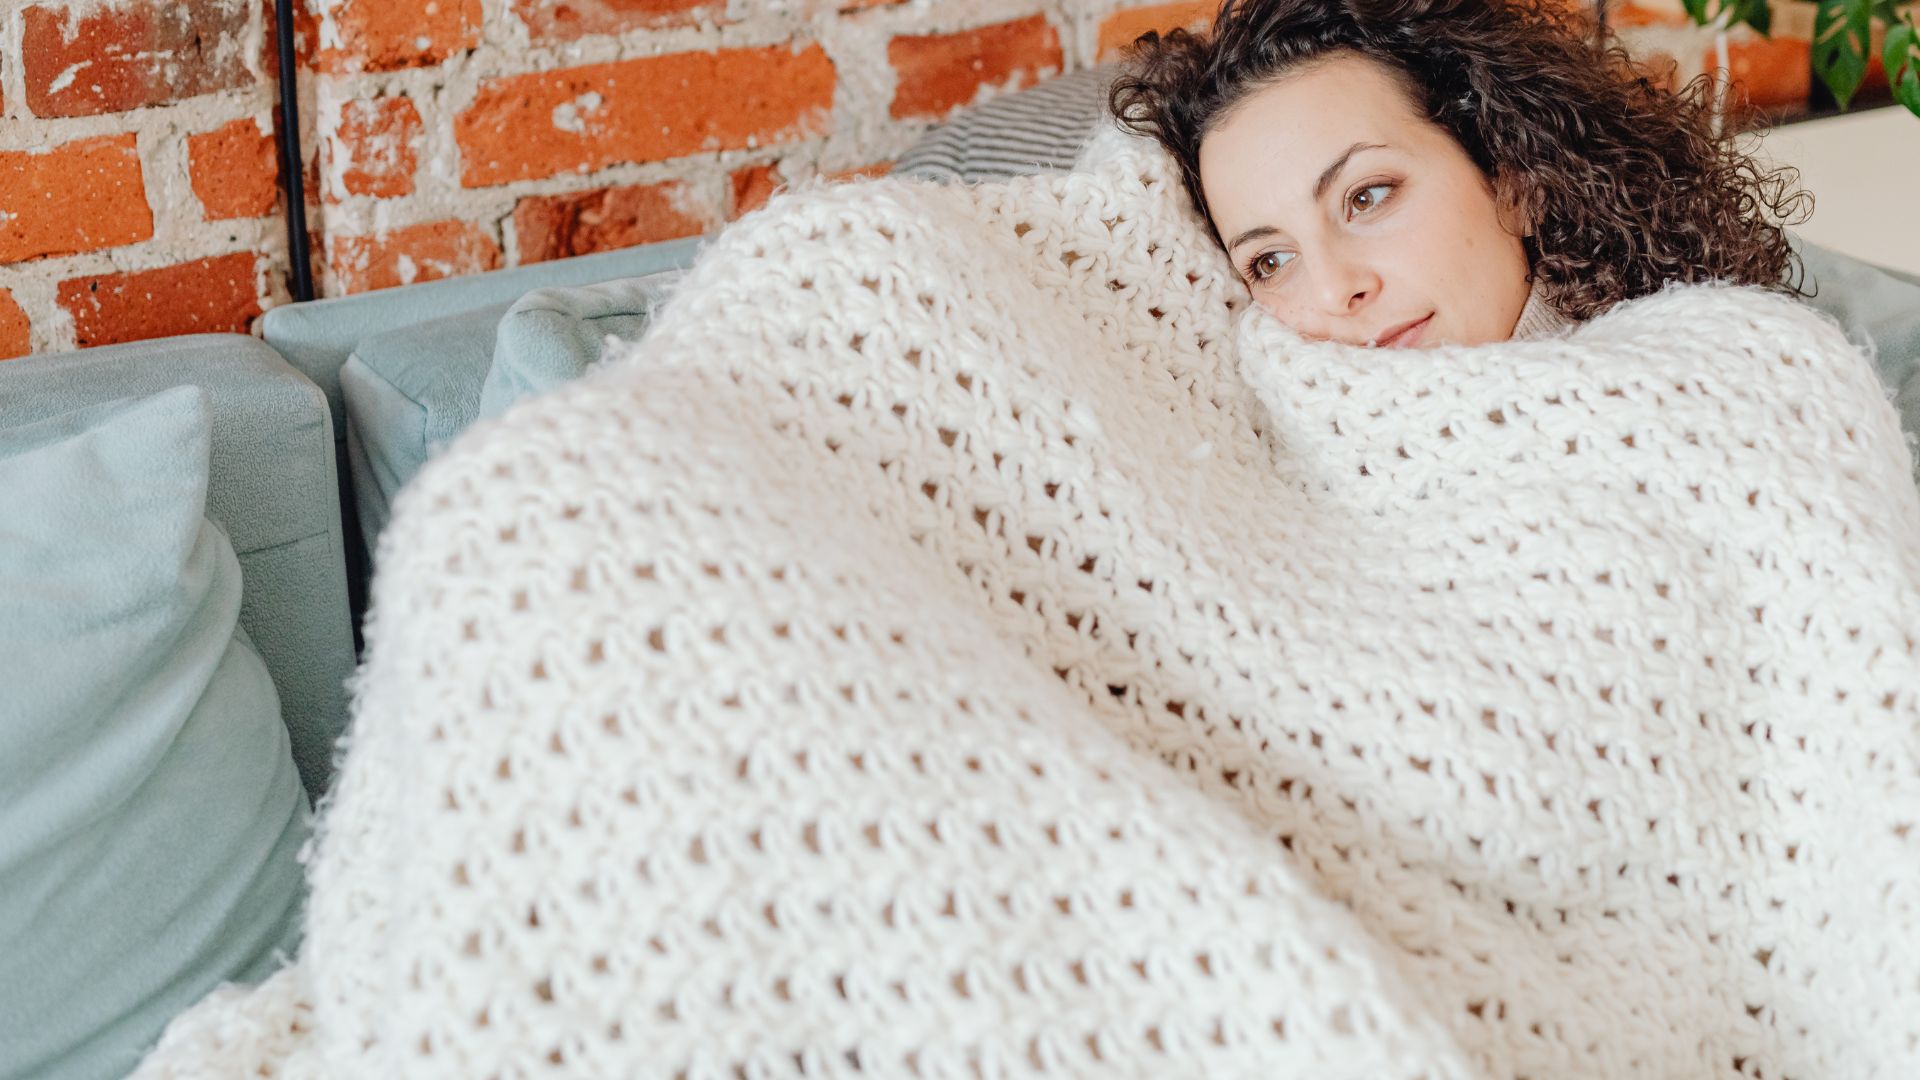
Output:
[1348, 183, 1395, 217]
[1246, 250, 1293, 282]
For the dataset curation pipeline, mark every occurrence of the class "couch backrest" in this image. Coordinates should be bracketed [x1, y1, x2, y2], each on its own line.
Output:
[260, 237, 707, 434]
[0, 335, 354, 798]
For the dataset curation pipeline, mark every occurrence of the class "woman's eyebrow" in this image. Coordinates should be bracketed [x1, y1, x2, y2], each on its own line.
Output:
[1223, 142, 1392, 253]
[1312, 141, 1388, 201]
[1224, 224, 1278, 253]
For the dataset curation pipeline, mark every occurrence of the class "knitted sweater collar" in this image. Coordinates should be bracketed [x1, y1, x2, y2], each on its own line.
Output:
[1511, 277, 1575, 340]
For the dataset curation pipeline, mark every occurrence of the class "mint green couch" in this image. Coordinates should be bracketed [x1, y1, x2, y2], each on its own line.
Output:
[0, 236, 704, 808]
[0, 235, 703, 1080]
[261, 236, 701, 654]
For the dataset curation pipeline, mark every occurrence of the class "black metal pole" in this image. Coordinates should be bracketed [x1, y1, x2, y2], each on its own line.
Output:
[273, 0, 314, 302]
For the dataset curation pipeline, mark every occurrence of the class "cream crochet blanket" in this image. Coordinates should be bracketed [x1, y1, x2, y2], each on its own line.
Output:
[135, 127, 1920, 1079]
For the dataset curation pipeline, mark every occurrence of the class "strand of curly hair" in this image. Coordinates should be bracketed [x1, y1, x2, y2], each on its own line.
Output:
[1110, 0, 1814, 320]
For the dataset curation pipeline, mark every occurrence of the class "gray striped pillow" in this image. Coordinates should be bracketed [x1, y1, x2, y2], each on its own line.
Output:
[895, 64, 1125, 183]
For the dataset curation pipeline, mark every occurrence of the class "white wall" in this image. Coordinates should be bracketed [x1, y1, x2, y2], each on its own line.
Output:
[1739, 105, 1920, 277]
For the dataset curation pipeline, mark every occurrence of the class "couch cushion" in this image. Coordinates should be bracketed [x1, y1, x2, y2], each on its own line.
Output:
[261, 236, 707, 432]
[894, 64, 1123, 183]
[0, 335, 352, 797]
[340, 301, 511, 559]
[341, 268, 685, 561]
[479, 270, 686, 420]
[1792, 234, 1920, 476]
[0, 388, 308, 1080]
[264, 237, 707, 629]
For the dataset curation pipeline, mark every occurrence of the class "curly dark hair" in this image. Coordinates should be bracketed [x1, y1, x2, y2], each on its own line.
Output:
[1109, 0, 1813, 321]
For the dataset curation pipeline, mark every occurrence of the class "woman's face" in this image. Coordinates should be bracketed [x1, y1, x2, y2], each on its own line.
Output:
[1197, 52, 1534, 348]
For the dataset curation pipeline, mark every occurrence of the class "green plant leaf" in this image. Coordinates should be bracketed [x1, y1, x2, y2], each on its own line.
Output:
[1682, 0, 1772, 32]
[1813, 0, 1873, 109]
[1887, 18, 1920, 116]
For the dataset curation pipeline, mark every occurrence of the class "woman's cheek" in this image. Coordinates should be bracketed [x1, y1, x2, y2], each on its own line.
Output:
[1256, 293, 1292, 325]
[1256, 295, 1319, 341]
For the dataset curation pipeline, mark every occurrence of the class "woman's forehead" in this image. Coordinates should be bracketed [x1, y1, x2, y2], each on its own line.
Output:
[1207, 55, 1431, 161]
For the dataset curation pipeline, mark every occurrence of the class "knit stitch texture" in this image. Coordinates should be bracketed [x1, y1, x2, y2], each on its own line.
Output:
[132, 126, 1920, 1080]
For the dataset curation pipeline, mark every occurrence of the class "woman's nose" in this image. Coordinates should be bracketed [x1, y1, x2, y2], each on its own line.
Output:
[1309, 256, 1381, 317]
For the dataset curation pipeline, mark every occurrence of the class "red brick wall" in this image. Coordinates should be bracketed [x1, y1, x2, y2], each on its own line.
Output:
[0, 0, 288, 357]
[311, 0, 1212, 298]
[0, 0, 1215, 356]
[0, 0, 1819, 358]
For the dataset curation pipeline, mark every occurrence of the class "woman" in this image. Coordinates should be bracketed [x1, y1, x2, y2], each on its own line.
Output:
[1110, 0, 1812, 348]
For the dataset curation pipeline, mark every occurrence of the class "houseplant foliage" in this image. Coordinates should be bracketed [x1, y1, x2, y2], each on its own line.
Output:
[1681, 0, 1920, 115]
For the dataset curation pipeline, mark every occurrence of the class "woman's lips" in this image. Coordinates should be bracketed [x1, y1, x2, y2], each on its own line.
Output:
[1376, 313, 1433, 348]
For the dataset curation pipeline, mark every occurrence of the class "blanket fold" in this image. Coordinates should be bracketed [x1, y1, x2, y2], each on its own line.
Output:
[134, 126, 1920, 1080]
